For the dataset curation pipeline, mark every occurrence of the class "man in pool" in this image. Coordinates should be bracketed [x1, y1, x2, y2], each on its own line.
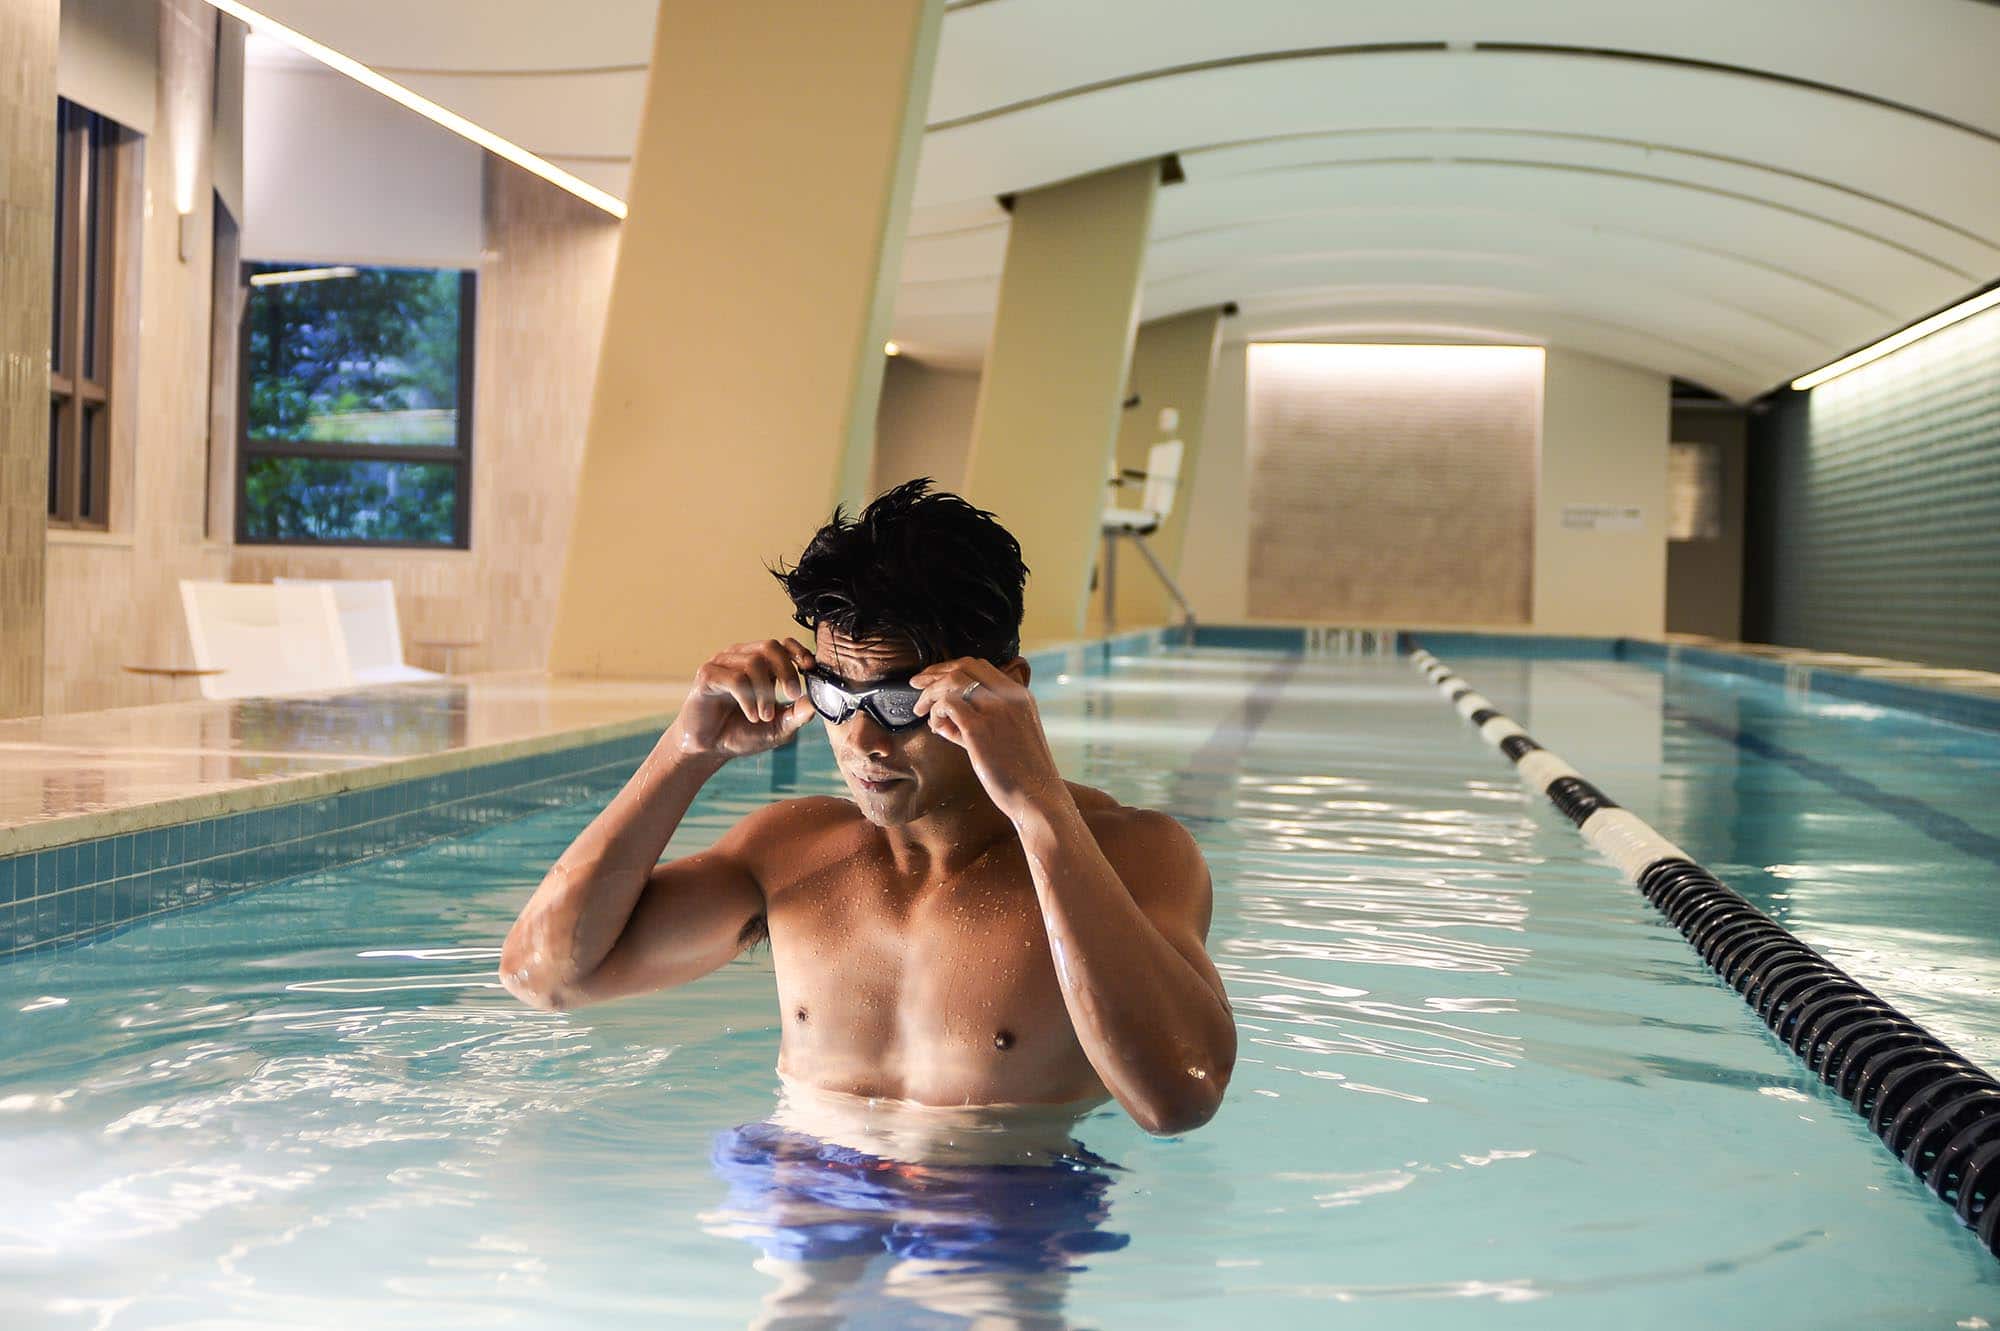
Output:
[499, 478, 1235, 1137]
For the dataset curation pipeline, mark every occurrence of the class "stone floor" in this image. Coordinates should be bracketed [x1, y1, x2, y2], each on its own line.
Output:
[1, 671, 687, 854]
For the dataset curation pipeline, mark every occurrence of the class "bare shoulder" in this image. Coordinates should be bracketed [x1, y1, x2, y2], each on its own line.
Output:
[1067, 782, 1188, 839]
[713, 794, 862, 882]
[1072, 791, 1210, 909]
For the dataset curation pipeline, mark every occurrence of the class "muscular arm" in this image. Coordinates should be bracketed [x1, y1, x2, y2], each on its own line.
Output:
[500, 637, 817, 1010]
[499, 735, 725, 1008]
[1014, 796, 1236, 1136]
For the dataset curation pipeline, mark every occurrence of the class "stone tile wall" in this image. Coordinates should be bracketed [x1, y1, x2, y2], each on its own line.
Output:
[230, 159, 621, 679]
[0, 0, 57, 718]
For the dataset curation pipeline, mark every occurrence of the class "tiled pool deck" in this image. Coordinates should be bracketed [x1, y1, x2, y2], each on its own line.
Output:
[3, 625, 1996, 961]
[0, 672, 692, 855]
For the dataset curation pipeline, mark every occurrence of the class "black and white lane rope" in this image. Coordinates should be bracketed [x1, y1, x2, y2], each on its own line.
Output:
[1408, 645, 2000, 1260]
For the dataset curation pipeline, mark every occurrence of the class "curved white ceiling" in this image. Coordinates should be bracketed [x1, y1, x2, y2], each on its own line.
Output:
[249, 0, 2000, 400]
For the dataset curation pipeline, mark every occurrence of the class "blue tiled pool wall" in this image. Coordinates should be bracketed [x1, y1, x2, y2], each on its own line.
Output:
[0, 627, 1171, 963]
[0, 730, 671, 961]
[1629, 640, 2000, 733]
[1188, 626, 2000, 734]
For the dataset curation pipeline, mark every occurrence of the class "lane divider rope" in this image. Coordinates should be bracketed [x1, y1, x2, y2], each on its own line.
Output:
[1408, 644, 2000, 1260]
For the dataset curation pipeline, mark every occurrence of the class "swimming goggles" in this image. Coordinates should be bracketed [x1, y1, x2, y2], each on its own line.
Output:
[801, 665, 927, 732]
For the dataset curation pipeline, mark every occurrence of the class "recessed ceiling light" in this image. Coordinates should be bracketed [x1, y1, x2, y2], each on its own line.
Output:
[200, 0, 627, 219]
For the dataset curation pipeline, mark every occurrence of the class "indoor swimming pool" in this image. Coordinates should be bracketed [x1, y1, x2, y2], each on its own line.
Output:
[3, 640, 1998, 1328]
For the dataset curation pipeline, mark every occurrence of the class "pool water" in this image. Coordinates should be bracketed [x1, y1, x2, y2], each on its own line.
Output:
[2, 645, 1998, 1328]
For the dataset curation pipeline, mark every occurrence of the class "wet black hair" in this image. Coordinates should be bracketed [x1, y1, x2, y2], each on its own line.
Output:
[771, 478, 1028, 667]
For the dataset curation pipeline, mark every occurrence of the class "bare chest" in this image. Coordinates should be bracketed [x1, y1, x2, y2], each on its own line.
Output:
[763, 857, 1099, 1105]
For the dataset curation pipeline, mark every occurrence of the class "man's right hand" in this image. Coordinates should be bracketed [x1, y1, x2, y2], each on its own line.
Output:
[668, 637, 818, 759]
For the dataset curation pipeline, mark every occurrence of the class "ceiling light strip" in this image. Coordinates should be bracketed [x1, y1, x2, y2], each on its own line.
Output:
[248, 265, 359, 286]
[200, 0, 628, 219]
[1791, 286, 2000, 391]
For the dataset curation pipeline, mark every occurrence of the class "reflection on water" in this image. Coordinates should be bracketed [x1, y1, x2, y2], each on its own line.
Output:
[703, 1084, 1127, 1329]
[2, 651, 2000, 1326]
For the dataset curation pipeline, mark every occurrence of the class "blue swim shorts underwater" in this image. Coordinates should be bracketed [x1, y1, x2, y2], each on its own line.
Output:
[707, 1120, 1131, 1273]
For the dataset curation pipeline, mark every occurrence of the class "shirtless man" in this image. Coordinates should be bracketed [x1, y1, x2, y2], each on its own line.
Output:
[498, 480, 1235, 1140]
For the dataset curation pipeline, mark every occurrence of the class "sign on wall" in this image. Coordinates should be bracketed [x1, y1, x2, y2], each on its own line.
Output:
[1560, 503, 1644, 532]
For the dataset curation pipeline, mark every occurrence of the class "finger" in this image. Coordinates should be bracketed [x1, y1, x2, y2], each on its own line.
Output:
[927, 706, 966, 747]
[778, 693, 815, 736]
[909, 658, 969, 689]
[752, 641, 796, 705]
[953, 658, 1008, 693]
[720, 673, 763, 725]
[928, 694, 962, 732]
[912, 676, 958, 718]
[778, 639, 814, 697]
[742, 655, 779, 722]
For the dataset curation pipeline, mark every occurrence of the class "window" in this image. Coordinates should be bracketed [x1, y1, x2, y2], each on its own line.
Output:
[238, 262, 475, 547]
[1668, 440, 1723, 541]
[48, 99, 129, 529]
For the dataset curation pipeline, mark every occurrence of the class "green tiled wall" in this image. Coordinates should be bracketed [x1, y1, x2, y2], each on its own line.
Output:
[1747, 300, 2000, 671]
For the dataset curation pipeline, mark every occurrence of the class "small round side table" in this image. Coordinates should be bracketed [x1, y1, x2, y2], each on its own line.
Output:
[122, 665, 225, 703]
[414, 639, 484, 676]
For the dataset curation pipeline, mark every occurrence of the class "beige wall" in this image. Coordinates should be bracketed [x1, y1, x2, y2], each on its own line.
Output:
[1183, 342, 1672, 637]
[872, 355, 978, 497]
[43, 0, 234, 716]
[38, 61, 618, 712]
[1534, 349, 1670, 637]
[1177, 341, 1250, 622]
[1244, 343, 1543, 626]
[1664, 403, 1747, 640]
[235, 159, 621, 676]
[1, 0, 58, 718]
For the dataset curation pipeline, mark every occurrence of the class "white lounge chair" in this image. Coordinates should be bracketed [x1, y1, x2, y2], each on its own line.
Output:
[1099, 440, 1196, 633]
[178, 581, 355, 700]
[274, 578, 441, 685]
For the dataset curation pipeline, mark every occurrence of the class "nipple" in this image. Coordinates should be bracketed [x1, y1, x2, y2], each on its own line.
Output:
[794, 1006, 809, 1024]
[993, 1029, 1015, 1051]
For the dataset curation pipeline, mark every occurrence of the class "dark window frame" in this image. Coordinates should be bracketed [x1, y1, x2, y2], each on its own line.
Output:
[234, 265, 477, 550]
[48, 99, 126, 530]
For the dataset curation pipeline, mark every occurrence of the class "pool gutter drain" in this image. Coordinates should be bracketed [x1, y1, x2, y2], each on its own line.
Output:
[1408, 645, 2000, 1260]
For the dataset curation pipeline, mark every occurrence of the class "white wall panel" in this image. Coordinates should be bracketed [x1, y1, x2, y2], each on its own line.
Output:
[57, 0, 158, 131]
[242, 61, 481, 269]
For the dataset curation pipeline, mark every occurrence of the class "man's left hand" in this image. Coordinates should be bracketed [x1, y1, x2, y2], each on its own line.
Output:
[910, 658, 1068, 822]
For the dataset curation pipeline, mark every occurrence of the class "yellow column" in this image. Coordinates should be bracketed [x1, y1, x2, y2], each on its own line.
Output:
[961, 161, 1160, 648]
[1108, 306, 1224, 627]
[549, 0, 942, 678]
